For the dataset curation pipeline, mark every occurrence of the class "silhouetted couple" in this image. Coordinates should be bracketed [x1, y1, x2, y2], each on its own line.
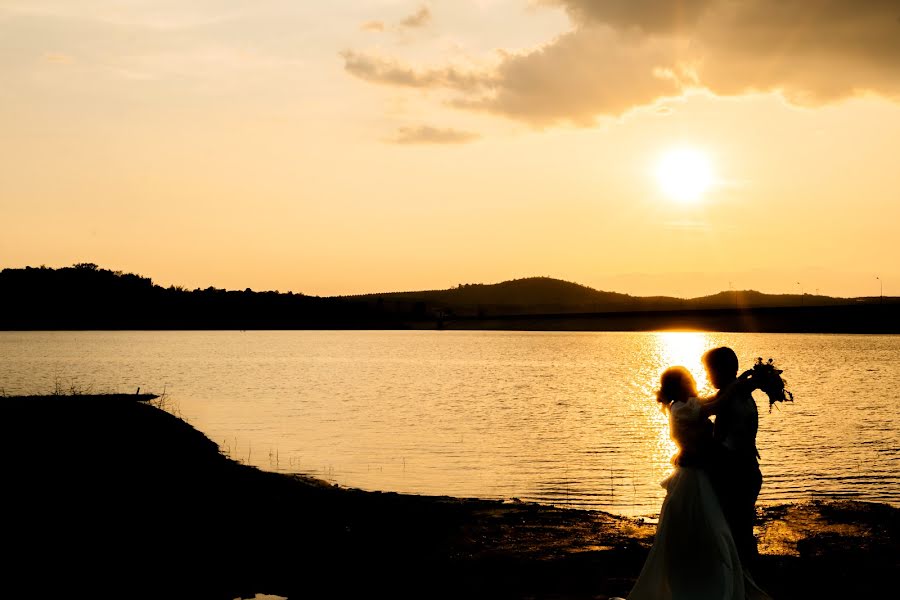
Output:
[627, 347, 771, 600]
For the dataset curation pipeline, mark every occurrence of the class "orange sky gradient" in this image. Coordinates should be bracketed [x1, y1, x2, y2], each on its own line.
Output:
[2, 1, 898, 298]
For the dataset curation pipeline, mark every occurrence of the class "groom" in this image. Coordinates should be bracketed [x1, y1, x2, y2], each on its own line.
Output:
[702, 346, 763, 569]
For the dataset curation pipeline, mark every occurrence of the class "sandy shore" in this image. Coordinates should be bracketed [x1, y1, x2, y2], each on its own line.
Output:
[3, 395, 896, 599]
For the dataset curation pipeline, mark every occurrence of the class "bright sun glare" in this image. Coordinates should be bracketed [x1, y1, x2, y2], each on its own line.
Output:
[656, 147, 714, 204]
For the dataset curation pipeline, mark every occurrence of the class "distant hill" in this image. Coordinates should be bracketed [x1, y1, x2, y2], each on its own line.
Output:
[349, 276, 856, 316]
[356, 277, 626, 305]
[0, 264, 896, 331]
[0, 264, 354, 330]
[349, 277, 643, 315]
[687, 289, 851, 309]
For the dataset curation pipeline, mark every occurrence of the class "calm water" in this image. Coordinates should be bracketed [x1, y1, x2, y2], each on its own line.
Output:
[1, 330, 898, 516]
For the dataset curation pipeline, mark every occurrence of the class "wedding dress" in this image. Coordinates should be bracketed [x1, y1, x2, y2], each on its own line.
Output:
[627, 398, 770, 600]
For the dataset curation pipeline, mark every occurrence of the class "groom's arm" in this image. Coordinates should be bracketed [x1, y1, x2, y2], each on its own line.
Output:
[698, 392, 725, 418]
[699, 371, 755, 418]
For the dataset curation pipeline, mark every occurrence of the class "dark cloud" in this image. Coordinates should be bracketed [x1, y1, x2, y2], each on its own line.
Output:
[696, 0, 900, 101]
[344, 0, 900, 126]
[389, 125, 480, 145]
[547, 0, 715, 33]
[552, 0, 900, 101]
[400, 7, 432, 29]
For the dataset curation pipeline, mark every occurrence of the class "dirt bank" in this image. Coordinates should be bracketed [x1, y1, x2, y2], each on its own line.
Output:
[3, 395, 896, 599]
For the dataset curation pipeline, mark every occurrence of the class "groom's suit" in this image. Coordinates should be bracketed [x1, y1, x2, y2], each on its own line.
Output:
[710, 383, 763, 568]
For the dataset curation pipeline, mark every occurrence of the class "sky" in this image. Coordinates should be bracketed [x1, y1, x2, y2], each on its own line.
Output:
[2, 1, 899, 298]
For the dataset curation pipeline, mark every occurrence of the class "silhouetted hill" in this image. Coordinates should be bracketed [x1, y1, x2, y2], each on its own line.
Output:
[358, 276, 629, 305]
[349, 277, 647, 315]
[1, 264, 897, 332]
[687, 290, 852, 309]
[0, 264, 389, 329]
[349, 277, 873, 316]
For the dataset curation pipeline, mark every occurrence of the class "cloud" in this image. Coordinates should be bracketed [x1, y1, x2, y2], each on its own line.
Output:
[399, 7, 432, 29]
[358, 6, 430, 35]
[343, 28, 683, 126]
[546, 0, 715, 33]
[693, 0, 900, 103]
[389, 125, 480, 145]
[340, 50, 491, 92]
[344, 0, 900, 126]
[549, 0, 900, 104]
[455, 27, 684, 126]
[360, 20, 385, 33]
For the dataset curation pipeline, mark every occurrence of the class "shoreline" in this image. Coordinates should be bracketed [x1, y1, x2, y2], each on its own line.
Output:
[4, 394, 897, 599]
[3, 304, 900, 335]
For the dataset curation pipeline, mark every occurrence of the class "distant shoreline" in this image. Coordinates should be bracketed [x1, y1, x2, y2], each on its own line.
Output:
[4, 265, 899, 334]
[433, 303, 900, 334]
[3, 304, 898, 334]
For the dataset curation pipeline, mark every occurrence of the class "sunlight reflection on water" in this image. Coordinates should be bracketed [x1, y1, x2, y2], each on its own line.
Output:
[1, 330, 898, 516]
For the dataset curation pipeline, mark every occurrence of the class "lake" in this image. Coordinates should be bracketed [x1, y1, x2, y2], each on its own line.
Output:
[1, 330, 897, 516]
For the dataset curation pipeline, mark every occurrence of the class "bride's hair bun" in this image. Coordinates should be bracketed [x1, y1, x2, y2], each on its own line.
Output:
[656, 366, 696, 407]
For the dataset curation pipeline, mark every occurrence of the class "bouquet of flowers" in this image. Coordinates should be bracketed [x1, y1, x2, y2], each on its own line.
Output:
[748, 357, 794, 412]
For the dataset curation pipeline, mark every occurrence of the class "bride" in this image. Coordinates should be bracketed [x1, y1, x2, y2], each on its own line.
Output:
[626, 366, 770, 600]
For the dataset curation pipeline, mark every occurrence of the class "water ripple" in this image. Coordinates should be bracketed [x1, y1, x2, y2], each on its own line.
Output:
[1, 330, 899, 516]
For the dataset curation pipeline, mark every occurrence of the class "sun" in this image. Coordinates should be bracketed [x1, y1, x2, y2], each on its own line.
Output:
[655, 147, 714, 204]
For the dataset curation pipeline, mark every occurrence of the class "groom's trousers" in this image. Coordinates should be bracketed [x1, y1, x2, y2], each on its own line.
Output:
[709, 449, 763, 568]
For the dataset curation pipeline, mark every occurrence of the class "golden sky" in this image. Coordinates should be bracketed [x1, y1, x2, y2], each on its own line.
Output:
[2, 1, 898, 298]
